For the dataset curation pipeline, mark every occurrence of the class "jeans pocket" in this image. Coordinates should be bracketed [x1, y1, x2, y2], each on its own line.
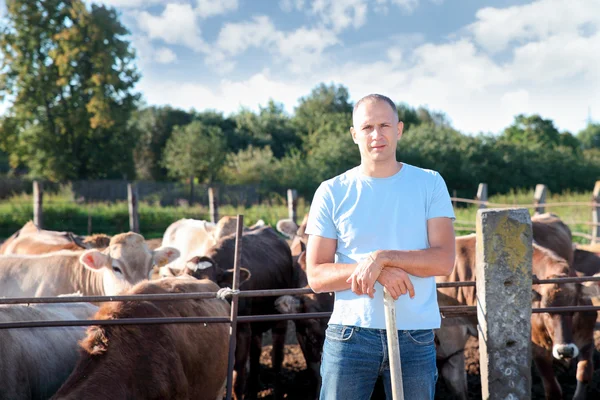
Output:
[325, 324, 355, 342]
[405, 329, 435, 345]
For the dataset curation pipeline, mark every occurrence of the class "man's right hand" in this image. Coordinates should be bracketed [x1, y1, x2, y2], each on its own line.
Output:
[377, 268, 415, 300]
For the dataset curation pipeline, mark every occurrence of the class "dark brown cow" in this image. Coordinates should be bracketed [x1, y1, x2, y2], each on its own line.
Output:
[436, 234, 599, 400]
[183, 225, 298, 400]
[275, 250, 333, 399]
[52, 278, 230, 400]
[532, 213, 574, 266]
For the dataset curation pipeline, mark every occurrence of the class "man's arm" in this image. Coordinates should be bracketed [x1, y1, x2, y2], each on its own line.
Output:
[305, 234, 357, 293]
[374, 217, 456, 277]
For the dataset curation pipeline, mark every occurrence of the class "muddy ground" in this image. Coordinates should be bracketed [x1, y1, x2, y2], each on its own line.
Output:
[255, 328, 600, 399]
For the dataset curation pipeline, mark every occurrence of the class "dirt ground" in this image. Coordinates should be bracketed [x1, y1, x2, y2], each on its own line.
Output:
[255, 329, 600, 400]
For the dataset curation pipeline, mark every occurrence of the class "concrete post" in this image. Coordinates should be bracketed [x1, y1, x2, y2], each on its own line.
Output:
[477, 183, 488, 209]
[209, 187, 219, 224]
[476, 208, 532, 400]
[287, 189, 298, 225]
[533, 184, 547, 215]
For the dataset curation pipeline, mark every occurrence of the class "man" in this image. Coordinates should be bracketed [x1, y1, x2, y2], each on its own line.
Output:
[305, 94, 456, 399]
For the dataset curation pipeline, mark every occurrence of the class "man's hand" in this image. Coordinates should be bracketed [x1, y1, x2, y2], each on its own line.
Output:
[346, 254, 383, 298]
[377, 268, 415, 300]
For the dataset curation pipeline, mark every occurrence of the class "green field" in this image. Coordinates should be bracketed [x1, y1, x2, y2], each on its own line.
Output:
[0, 188, 596, 243]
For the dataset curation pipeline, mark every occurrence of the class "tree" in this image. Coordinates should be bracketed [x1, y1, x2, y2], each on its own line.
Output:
[577, 123, 600, 149]
[294, 83, 353, 136]
[131, 106, 194, 180]
[161, 121, 226, 183]
[0, 0, 140, 180]
[502, 114, 561, 148]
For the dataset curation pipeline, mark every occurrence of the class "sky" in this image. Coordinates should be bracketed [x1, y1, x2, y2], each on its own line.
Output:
[0, 0, 599, 135]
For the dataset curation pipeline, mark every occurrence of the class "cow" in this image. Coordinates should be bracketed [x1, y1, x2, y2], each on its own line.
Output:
[0, 302, 98, 400]
[160, 218, 218, 269]
[51, 278, 231, 400]
[182, 225, 298, 400]
[275, 250, 333, 399]
[0, 221, 110, 255]
[436, 233, 600, 400]
[276, 214, 308, 257]
[531, 213, 574, 266]
[0, 232, 179, 297]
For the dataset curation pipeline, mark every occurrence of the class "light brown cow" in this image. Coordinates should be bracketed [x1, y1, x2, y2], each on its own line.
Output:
[161, 218, 218, 269]
[532, 212, 574, 266]
[0, 302, 98, 400]
[51, 278, 230, 400]
[436, 234, 599, 400]
[0, 232, 179, 297]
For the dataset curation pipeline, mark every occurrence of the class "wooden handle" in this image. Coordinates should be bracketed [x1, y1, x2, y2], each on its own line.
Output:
[383, 288, 404, 400]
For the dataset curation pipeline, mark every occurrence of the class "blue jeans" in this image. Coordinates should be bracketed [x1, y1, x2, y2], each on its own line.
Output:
[320, 325, 437, 400]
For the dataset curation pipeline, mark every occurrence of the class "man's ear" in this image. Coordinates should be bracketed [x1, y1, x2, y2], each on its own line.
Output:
[80, 250, 111, 272]
[350, 127, 357, 144]
[397, 121, 404, 140]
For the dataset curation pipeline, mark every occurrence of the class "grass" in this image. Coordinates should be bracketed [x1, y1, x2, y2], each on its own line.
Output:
[0, 188, 596, 243]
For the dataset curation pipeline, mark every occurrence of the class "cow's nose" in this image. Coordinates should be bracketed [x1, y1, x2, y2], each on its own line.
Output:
[552, 343, 579, 359]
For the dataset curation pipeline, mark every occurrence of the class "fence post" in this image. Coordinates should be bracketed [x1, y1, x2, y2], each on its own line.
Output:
[127, 183, 139, 233]
[476, 183, 488, 209]
[534, 184, 547, 215]
[189, 176, 195, 205]
[592, 181, 600, 244]
[209, 187, 219, 224]
[452, 189, 457, 208]
[476, 208, 532, 399]
[33, 180, 43, 228]
[287, 189, 298, 225]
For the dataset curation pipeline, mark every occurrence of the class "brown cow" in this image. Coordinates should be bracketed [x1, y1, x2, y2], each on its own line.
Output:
[276, 215, 308, 257]
[51, 278, 230, 400]
[532, 212, 574, 266]
[436, 234, 599, 400]
[183, 225, 298, 400]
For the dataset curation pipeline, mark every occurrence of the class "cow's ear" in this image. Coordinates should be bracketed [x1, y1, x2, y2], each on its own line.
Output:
[81, 326, 109, 355]
[581, 272, 600, 299]
[275, 295, 304, 314]
[153, 247, 180, 267]
[219, 268, 251, 287]
[80, 250, 111, 272]
[276, 219, 298, 239]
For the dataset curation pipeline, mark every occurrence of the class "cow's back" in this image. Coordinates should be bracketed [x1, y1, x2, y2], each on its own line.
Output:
[0, 303, 98, 400]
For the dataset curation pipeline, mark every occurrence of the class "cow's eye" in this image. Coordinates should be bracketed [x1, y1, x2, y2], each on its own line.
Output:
[112, 266, 123, 274]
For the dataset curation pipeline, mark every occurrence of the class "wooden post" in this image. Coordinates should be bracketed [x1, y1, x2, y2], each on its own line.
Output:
[533, 184, 547, 215]
[225, 214, 244, 400]
[287, 189, 298, 225]
[452, 189, 457, 208]
[33, 180, 43, 228]
[476, 183, 488, 209]
[87, 210, 92, 236]
[209, 187, 219, 224]
[476, 208, 532, 399]
[592, 181, 600, 244]
[189, 176, 195, 205]
[127, 183, 139, 233]
[384, 289, 404, 400]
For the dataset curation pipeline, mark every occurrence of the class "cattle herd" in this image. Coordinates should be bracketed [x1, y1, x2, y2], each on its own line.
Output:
[0, 213, 599, 399]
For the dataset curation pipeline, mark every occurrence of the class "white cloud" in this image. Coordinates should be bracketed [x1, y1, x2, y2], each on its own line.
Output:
[154, 47, 178, 64]
[310, 0, 368, 32]
[390, 0, 419, 14]
[276, 27, 339, 74]
[215, 16, 277, 56]
[280, 0, 306, 12]
[195, 0, 239, 19]
[468, 0, 600, 53]
[137, 3, 207, 52]
[92, 0, 185, 9]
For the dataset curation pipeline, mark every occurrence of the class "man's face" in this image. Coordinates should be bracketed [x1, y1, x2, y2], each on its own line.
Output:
[351, 100, 403, 163]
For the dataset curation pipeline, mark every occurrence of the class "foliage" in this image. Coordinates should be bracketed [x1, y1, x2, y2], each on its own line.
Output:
[0, 0, 140, 180]
[161, 121, 226, 183]
[577, 123, 600, 149]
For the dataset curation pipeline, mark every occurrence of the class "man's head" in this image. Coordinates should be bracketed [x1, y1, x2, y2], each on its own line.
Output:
[351, 94, 403, 165]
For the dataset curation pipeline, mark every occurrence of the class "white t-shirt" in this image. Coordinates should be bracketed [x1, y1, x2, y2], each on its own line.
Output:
[305, 163, 455, 330]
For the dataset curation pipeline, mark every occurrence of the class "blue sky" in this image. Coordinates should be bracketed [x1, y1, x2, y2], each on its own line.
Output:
[1, 0, 599, 135]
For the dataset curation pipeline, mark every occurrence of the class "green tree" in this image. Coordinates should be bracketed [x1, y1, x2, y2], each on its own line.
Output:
[577, 123, 600, 149]
[161, 121, 226, 183]
[502, 114, 561, 148]
[294, 83, 353, 136]
[0, 0, 140, 180]
[131, 106, 193, 180]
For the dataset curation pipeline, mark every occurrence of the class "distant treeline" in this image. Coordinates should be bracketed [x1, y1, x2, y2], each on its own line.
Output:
[1, 1, 600, 200]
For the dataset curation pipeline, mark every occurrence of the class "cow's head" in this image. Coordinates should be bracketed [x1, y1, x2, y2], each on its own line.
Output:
[80, 232, 180, 295]
[181, 255, 251, 288]
[531, 245, 599, 360]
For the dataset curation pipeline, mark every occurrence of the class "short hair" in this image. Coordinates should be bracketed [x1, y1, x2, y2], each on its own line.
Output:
[352, 94, 398, 122]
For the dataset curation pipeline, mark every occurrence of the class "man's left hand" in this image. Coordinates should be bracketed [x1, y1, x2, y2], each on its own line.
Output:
[346, 254, 383, 298]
